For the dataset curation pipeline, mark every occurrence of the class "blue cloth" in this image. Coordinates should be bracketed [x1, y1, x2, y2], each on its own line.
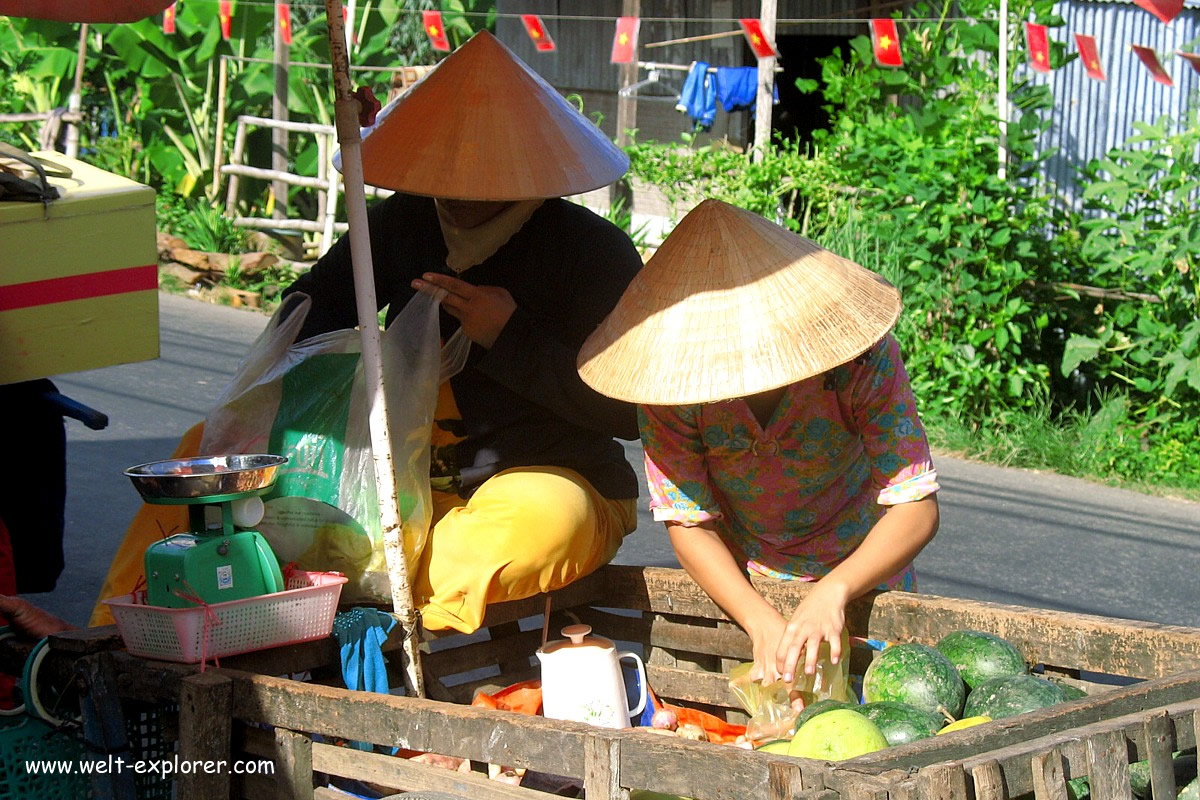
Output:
[714, 66, 780, 112]
[332, 607, 398, 696]
[676, 60, 717, 129]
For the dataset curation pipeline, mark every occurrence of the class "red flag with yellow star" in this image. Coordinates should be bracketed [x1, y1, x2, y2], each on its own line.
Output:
[219, 0, 232, 39]
[277, 2, 292, 45]
[1131, 44, 1173, 85]
[422, 10, 450, 52]
[162, 2, 175, 33]
[1133, 0, 1184, 24]
[738, 18, 779, 59]
[1074, 33, 1105, 80]
[870, 18, 903, 67]
[611, 16, 640, 64]
[521, 14, 556, 52]
[1025, 22, 1051, 73]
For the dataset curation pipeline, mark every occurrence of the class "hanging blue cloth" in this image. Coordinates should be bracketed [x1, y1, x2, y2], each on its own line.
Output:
[675, 60, 717, 130]
[714, 66, 780, 112]
[332, 607, 398, 696]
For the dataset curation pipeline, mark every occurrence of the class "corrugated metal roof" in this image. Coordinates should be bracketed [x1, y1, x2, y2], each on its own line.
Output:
[1035, 0, 1199, 207]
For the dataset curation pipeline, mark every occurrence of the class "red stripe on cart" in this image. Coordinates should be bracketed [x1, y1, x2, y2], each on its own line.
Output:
[0, 265, 157, 312]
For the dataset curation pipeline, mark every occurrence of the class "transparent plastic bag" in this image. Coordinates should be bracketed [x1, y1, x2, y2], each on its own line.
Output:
[201, 291, 468, 603]
[728, 628, 855, 742]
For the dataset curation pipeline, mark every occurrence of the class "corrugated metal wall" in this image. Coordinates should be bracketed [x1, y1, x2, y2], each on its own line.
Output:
[1037, 0, 1199, 207]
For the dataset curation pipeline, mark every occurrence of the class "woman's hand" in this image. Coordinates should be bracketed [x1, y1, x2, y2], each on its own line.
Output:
[745, 606, 789, 685]
[412, 273, 516, 348]
[775, 578, 850, 683]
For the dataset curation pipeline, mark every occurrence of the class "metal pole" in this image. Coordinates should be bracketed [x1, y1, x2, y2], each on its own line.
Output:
[753, 0, 778, 163]
[998, 0, 1009, 180]
[322, 0, 425, 700]
[612, 0, 639, 215]
[65, 23, 87, 158]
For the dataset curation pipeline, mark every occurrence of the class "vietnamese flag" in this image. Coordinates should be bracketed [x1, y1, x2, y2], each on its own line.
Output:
[1131, 45, 1173, 85]
[277, 2, 292, 45]
[738, 18, 779, 59]
[1133, 0, 1184, 24]
[611, 16, 640, 64]
[521, 14, 556, 52]
[219, 0, 232, 39]
[422, 10, 450, 52]
[1074, 33, 1105, 81]
[162, 2, 175, 33]
[870, 18, 903, 67]
[1025, 22, 1051, 73]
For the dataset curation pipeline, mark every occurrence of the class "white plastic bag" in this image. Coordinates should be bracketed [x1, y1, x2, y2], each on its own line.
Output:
[201, 291, 468, 603]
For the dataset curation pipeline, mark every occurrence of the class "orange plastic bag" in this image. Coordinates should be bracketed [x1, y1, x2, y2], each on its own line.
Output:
[471, 679, 543, 716]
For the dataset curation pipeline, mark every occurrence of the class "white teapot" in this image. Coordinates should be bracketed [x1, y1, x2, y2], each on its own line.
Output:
[536, 624, 647, 729]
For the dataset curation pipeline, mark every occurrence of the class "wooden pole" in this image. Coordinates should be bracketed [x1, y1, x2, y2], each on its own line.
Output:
[611, 0, 640, 217]
[272, 4, 290, 220]
[65, 23, 87, 158]
[998, 0, 1009, 179]
[212, 55, 229, 198]
[753, 0, 778, 163]
[323, 0, 425, 700]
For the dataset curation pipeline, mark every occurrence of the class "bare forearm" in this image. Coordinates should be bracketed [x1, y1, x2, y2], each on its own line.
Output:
[666, 523, 779, 634]
[821, 495, 940, 600]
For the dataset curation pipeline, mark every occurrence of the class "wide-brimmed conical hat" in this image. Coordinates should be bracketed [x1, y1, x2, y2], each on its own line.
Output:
[359, 31, 628, 200]
[577, 200, 903, 405]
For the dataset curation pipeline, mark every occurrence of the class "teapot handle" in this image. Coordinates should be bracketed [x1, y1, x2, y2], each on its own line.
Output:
[618, 650, 648, 719]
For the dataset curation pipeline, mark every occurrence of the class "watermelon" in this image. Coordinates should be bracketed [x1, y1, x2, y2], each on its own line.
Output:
[1181, 778, 1200, 800]
[1066, 776, 1090, 800]
[863, 643, 967, 718]
[962, 674, 1067, 720]
[1129, 751, 1197, 799]
[855, 701, 943, 746]
[1048, 678, 1088, 701]
[935, 630, 1027, 690]
[794, 698, 857, 730]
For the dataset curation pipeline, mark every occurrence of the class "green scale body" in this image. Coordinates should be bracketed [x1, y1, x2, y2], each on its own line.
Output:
[143, 488, 284, 608]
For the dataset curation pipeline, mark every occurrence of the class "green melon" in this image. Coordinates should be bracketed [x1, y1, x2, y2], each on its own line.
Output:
[1129, 752, 1197, 799]
[855, 701, 943, 746]
[934, 630, 1027, 690]
[962, 674, 1067, 720]
[1181, 778, 1200, 800]
[862, 643, 967, 718]
[794, 698, 857, 730]
[1066, 776, 1090, 800]
[1047, 678, 1088, 701]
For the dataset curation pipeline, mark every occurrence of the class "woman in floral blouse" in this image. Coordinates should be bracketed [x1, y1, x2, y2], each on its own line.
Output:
[578, 200, 940, 687]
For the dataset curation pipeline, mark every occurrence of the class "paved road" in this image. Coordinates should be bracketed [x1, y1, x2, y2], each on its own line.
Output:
[36, 294, 1199, 630]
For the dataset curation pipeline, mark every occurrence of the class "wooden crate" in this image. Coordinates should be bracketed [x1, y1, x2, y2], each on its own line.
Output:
[38, 565, 1200, 800]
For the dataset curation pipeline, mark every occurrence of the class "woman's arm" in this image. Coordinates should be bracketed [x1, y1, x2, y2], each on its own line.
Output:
[775, 494, 940, 681]
[667, 523, 790, 684]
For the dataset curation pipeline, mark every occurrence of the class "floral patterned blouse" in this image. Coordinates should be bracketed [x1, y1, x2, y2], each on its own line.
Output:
[639, 334, 938, 590]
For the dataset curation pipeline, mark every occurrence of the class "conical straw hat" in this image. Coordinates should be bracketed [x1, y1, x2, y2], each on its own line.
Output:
[359, 31, 628, 200]
[577, 200, 903, 405]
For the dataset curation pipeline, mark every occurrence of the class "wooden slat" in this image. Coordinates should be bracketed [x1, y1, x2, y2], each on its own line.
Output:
[583, 734, 622, 800]
[423, 628, 541, 678]
[311, 741, 547, 799]
[274, 728, 314, 800]
[1030, 748, 1069, 800]
[971, 760, 1006, 800]
[1144, 710, 1177, 800]
[647, 663, 741, 709]
[848, 671, 1200, 770]
[947, 700, 1200, 797]
[48, 624, 124, 654]
[178, 671, 233, 800]
[1085, 730, 1132, 800]
[916, 763, 969, 800]
[767, 758, 805, 800]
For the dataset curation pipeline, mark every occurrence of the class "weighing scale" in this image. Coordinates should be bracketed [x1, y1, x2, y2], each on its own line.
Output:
[124, 455, 289, 609]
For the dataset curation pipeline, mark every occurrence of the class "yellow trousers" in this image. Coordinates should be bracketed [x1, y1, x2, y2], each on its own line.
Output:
[415, 467, 636, 633]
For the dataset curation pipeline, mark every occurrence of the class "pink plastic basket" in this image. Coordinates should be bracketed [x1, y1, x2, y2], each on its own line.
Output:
[103, 571, 347, 663]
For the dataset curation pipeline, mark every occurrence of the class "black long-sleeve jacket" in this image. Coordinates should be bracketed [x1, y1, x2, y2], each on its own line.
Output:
[282, 192, 642, 500]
